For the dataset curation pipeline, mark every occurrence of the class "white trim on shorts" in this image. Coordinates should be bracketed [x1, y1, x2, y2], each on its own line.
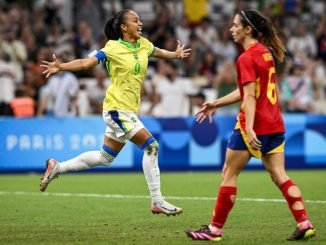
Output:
[102, 110, 145, 143]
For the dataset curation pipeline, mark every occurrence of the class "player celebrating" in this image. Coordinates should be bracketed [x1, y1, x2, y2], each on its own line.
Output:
[40, 9, 190, 216]
[186, 9, 315, 241]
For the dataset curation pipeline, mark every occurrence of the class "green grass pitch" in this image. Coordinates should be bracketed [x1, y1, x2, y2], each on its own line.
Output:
[0, 170, 325, 244]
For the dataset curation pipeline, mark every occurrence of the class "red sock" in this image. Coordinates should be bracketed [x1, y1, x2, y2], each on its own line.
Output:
[211, 186, 237, 228]
[279, 179, 308, 224]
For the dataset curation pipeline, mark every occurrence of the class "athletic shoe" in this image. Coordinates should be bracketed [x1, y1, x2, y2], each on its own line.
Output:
[287, 226, 316, 241]
[185, 225, 222, 242]
[40, 159, 59, 192]
[151, 200, 183, 216]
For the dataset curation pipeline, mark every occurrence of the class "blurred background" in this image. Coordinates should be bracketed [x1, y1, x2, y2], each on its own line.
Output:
[0, 0, 325, 172]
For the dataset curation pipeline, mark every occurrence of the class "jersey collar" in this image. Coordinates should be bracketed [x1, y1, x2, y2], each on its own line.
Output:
[118, 38, 140, 50]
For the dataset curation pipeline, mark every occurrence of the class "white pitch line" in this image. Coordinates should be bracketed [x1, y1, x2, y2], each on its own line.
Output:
[0, 191, 325, 204]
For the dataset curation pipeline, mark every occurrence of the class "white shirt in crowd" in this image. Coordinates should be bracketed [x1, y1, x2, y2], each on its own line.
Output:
[152, 75, 195, 117]
[44, 72, 79, 117]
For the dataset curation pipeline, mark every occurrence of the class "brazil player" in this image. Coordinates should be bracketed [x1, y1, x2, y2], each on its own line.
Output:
[40, 9, 190, 216]
[186, 9, 315, 241]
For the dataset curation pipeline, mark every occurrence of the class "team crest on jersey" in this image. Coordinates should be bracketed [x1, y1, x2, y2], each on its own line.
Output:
[133, 53, 138, 59]
[130, 116, 137, 123]
[263, 53, 273, 61]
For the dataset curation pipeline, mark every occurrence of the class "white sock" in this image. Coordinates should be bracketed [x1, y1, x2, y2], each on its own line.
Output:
[142, 147, 163, 204]
[57, 151, 112, 173]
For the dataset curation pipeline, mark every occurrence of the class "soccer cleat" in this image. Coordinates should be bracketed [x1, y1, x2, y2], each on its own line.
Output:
[185, 225, 222, 242]
[39, 159, 59, 192]
[151, 200, 183, 216]
[287, 226, 316, 241]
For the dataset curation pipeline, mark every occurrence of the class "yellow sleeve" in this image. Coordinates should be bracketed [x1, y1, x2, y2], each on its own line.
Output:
[140, 37, 155, 56]
[99, 40, 114, 61]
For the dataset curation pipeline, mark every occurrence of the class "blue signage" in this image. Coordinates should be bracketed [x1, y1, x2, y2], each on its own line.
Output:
[0, 115, 325, 172]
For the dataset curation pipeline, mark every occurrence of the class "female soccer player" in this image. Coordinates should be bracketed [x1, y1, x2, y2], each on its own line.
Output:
[40, 9, 190, 216]
[186, 9, 315, 241]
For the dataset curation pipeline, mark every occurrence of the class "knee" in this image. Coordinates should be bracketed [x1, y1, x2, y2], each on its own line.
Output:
[100, 145, 118, 166]
[144, 141, 159, 156]
[221, 164, 239, 182]
[99, 151, 114, 166]
[141, 137, 159, 156]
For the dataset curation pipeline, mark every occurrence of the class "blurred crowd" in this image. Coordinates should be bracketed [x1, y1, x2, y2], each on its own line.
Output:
[0, 0, 325, 118]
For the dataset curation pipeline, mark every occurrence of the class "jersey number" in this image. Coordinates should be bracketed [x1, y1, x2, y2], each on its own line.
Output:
[134, 63, 140, 75]
[267, 67, 277, 105]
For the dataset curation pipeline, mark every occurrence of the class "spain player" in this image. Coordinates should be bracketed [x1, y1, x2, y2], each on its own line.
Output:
[186, 9, 315, 241]
[40, 9, 190, 216]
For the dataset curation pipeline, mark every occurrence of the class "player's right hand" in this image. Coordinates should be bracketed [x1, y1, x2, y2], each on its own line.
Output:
[195, 102, 216, 124]
[41, 54, 60, 78]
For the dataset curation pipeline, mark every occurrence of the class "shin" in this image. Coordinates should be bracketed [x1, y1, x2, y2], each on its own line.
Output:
[141, 137, 163, 204]
[57, 145, 117, 173]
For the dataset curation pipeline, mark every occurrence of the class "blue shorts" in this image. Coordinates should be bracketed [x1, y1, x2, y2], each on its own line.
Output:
[228, 129, 285, 158]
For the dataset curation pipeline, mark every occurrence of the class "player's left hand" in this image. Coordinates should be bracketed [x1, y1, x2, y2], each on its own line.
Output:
[175, 40, 191, 59]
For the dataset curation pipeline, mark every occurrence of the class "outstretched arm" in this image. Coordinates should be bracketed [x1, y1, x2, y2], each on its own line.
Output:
[212, 89, 241, 108]
[41, 54, 98, 78]
[152, 40, 191, 59]
[196, 89, 241, 123]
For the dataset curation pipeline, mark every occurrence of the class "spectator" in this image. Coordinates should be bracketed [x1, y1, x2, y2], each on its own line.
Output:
[75, 0, 102, 39]
[73, 20, 97, 57]
[26, 47, 50, 104]
[198, 51, 218, 88]
[287, 24, 317, 59]
[195, 17, 219, 51]
[147, 7, 174, 48]
[87, 68, 109, 115]
[212, 28, 238, 65]
[311, 59, 326, 114]
[151, 61, 195, 117]
[10, 86, 35, 118]
[46, 21, 72, 55]
[30, 8, 48, 47]
[189, 91, 206, 115]
[282, 60, 313, 113]
[0, 0, 324, 117]
[214, 61, 239, 115]
[180, 32, 204, 77]
[0, 51, 16, 104]
[316, 16, 326, 62]
[76, 83, 91, 116]
[175, 15, 192, 46]
[183, 0, 208, 27]
[0, 28, 27, 83]
[37, 52, 79, 117]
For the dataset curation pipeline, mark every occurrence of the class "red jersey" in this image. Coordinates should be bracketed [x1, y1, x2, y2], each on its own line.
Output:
[236, 42, 285, 135]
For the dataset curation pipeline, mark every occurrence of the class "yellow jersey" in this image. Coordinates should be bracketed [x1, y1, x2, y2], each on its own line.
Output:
[96, 37, 155, 112]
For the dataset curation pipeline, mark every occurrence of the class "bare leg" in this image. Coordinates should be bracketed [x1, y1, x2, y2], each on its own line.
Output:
[210, 148, 251, 229]
[262, 153, 315, 240]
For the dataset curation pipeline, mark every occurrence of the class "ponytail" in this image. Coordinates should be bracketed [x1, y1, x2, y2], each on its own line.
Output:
[104, 9, 131, 40]
[239, 10, 286, 62]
